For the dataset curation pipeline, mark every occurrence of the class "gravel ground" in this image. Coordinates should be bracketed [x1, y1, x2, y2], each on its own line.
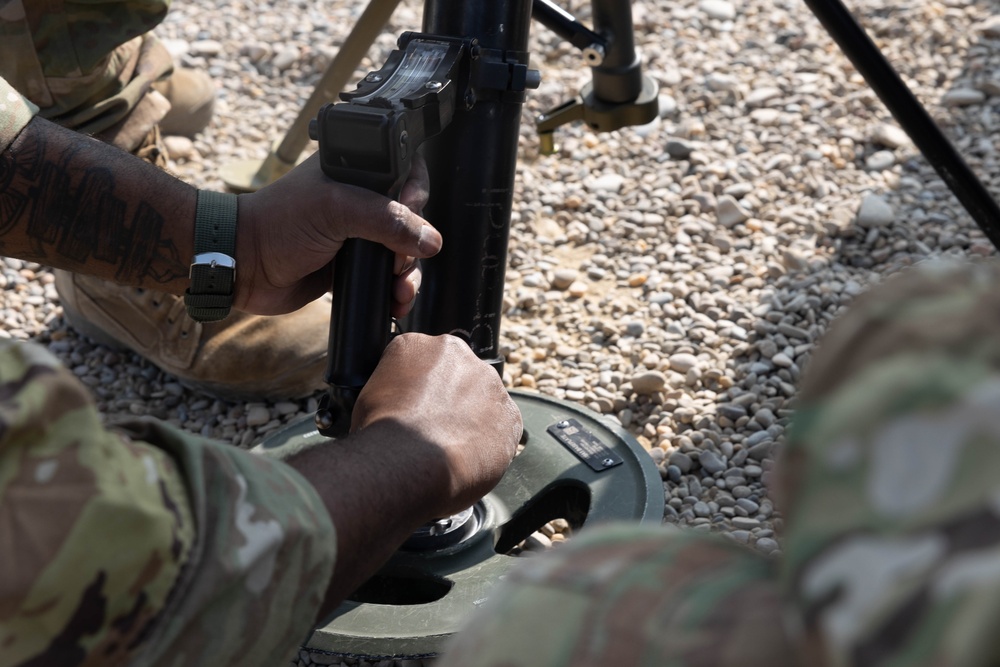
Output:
[10, 0, 1000, 663]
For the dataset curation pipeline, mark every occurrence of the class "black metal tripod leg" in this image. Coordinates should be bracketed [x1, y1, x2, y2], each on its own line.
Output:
[802, 0, 1000, 249]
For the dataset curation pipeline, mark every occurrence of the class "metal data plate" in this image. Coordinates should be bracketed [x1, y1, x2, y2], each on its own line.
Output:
[547, 418, 624, 472]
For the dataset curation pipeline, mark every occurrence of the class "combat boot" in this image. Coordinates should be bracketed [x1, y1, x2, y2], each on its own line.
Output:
[55, 270, 331, 401]
[152, 67, 216, 137]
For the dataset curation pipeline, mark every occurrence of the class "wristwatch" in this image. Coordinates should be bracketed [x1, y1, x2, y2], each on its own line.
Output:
[184, 190, 238, 322]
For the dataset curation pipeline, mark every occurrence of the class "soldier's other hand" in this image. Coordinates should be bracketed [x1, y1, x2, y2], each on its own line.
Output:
[352, 333, 522, 519]
[234, 153, 438, 316]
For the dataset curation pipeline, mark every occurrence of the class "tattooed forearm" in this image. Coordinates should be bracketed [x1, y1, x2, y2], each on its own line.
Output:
[0, 117, 194, 290]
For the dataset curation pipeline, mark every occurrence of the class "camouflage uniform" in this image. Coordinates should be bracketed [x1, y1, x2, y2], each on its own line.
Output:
[0, 77, 38, 148]
[0, 335, 336, 667]
[439, 258, 1000, 667]
[1, 78, 338, 654]
[1, 9, 340, 665]
[0, 0, 176, 155]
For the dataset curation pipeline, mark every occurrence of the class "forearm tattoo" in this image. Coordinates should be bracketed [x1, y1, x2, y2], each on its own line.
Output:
[0, 129, 187, 286]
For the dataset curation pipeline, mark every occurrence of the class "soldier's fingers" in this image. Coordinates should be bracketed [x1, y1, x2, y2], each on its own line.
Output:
[391, 264, 422, 318]
[394, 254, 417, 276]
[334, 185, 442, 259]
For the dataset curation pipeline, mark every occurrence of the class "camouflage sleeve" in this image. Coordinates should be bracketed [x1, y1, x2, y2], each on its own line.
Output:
[779, 258, 1000, 667]
[116, 419, 336, 667]
[0, 340, 336, 667]
[0, 0, 173, 139]
[437, 524, 795, 667]
[0, 75, 38, 152]
[439, 259, 1000, 667]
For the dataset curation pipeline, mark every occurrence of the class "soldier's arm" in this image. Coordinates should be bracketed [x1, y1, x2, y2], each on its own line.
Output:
[0, 85, 198, 293]
[0, 76, 440, 317]
[274, 333, 521, 619]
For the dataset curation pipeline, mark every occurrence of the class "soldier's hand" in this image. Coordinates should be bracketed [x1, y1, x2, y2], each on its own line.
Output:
[352, 333, 522, 518]
[234, 152, 437, 316]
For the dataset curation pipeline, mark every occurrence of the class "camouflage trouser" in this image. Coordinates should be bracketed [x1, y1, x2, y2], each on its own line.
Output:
[438, 258, 1000, 667]
[0, 340, 336, 667]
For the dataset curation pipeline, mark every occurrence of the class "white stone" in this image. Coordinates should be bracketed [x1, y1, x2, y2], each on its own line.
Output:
[163, 135, 195, 159]
[668, 353, 698, 373]
[631, 371, 667, 394]
[870, 123, 911, 149]
[699, 0, 737, 20]
[246, 406, 271, 427]
[941, 88, 986, 106]
[745, 87, 782, 107]
[865, 150, 896, 171]
[272, 47, 300, 71]
[551, 269, 578, 290]
[189, 39, 222, 56]
[589, 174, 625, 193]
[716, 194, 751, 228]
[658, 93, 678, 117]
[856, 194, 895, 228]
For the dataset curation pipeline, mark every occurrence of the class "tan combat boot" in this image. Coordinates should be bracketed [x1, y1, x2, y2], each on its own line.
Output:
[56, 271, 331, 401]
[152, 67, 216, 137]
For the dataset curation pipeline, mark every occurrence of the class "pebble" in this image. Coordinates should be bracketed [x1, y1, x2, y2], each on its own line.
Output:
[750, 108, 781, 126]
[941, 88, 986, 106]
[590, 174, 625, 193]
[668, 353, 698, 373]
[699, 450, 726, 475]
[718, 404, 747, 420]
[856, 193, 895, 228]
[744, 87, 782, 107]
[631, 370, 667, 395]
[163, 135, 196, 159]
[189, 39, 222, 56]
[978, 15, 1000, 37]
[732, 517, 761, 530]
[716, 195, 751, 228]
[160, 38, 189, 59]
[658, 93, 678, 117]
[623, 320, 645, 337]
[669, 452, 693, 474]
[736, 498, 760, 514]
[551, 268, 578, 290]
[665, 138, 695, 159]
[771, 352, 794, 368]
[698, 0, 737, 20]
[755, 537, 780, 555]
[870, 123, 911, 149]
[246, 406, 271, 427]
[865, 150, 896, 171]
[272, 46, 301, 71]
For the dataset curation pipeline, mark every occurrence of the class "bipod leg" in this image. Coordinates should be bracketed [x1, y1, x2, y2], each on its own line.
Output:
[802, 0, 1000, 250]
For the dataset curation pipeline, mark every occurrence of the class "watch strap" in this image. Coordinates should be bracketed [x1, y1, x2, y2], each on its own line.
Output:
[185, 190, 238, 322]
